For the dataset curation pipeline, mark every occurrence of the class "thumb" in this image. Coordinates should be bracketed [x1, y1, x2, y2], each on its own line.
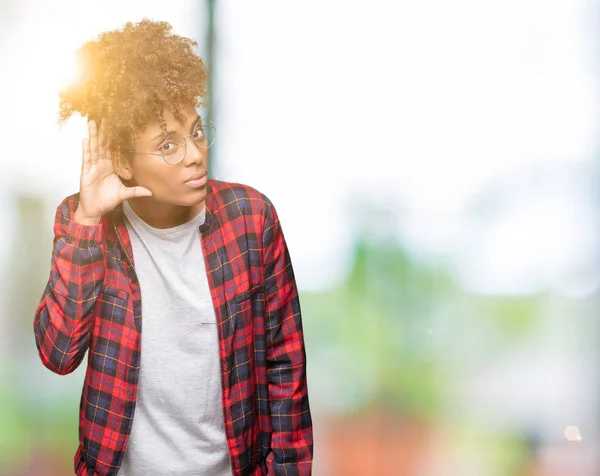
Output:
[120, 185, 153, 200]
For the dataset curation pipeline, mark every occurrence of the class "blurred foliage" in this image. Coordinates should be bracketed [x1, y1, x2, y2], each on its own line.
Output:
[0, 366, 78, 472]
[301, 233, 547, 421]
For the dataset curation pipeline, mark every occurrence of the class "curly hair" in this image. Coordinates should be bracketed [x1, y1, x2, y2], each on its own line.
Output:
[59, 19, 208, 156]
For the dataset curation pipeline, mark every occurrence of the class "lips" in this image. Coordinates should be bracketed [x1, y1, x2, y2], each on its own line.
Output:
[184, 171, 208, 188]
[185, 172, 207, 183]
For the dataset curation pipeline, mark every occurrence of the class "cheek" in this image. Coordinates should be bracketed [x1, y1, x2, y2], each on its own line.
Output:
[131, 161, 175, 192]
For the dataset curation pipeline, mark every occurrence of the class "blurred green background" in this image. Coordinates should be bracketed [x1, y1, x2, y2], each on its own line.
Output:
[1, 1, 599, 475]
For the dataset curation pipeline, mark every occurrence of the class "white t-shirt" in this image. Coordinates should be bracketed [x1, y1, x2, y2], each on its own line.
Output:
[118, 200, 232, 476]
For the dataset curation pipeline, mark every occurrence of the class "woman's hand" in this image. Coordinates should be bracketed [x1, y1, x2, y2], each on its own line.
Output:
[74, 119, 152, 225]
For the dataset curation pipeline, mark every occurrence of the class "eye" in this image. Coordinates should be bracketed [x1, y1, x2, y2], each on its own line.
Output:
[192, 124, 205, 141]
[160, 139, 178, 154]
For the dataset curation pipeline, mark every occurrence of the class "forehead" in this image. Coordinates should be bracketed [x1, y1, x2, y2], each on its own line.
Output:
[139, 104, 199, 136]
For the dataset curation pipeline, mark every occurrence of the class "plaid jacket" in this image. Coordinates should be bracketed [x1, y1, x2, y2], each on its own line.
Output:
[33, 179, 313, 476]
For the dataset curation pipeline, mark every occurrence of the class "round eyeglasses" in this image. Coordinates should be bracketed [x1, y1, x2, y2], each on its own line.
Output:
[126, 120, 216, 165]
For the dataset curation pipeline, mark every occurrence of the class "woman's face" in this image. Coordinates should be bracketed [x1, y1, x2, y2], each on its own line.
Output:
[119, 103, 210, 208]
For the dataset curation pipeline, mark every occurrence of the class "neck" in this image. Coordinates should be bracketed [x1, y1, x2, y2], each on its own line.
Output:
[127, 197, 205, 229]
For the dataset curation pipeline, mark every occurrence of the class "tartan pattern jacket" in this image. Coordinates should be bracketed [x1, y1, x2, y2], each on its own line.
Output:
[33, 179, 313, 476]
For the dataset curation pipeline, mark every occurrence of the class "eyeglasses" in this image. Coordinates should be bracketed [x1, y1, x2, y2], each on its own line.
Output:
[126, 119, 216, 165]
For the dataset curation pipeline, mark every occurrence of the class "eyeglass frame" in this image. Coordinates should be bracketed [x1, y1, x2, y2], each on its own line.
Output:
[123, 119, 216, 165]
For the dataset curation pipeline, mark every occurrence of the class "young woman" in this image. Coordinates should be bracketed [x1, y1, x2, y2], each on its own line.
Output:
[33, 19, 312, 476]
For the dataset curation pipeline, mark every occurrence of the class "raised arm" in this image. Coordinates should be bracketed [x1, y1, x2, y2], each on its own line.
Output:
[34, 119, 151, 374]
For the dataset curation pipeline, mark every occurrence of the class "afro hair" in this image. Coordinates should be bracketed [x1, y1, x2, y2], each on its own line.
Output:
[59, 19, 208, 156]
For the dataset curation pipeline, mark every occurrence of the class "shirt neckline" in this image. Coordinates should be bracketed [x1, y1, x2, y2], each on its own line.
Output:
[122, 200, 206, 237]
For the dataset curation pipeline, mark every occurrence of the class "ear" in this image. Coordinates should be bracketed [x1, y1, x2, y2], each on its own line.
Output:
[113, 150, 133, 181]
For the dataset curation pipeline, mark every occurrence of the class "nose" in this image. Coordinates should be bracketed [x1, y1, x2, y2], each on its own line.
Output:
[181, 136, 205, 167]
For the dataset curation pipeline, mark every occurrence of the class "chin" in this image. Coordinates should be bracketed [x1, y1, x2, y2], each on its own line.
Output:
[149, 189, 205, 208]
[180, 187, 208, 206]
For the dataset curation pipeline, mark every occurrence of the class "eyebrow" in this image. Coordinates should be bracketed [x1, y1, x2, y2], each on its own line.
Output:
[149, 115, 202, 142]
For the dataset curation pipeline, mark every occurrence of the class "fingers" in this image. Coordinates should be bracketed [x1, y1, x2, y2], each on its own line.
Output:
[88, 119, 112, 166]
[82, 137, 91, 173]
[120, 185, 153, 202]
[106, 138, 112, 161]
[98, 119, 106, 160]
[88, 120, 98, 164]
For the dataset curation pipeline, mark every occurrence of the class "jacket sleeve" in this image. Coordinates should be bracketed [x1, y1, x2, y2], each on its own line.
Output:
[262, 200, 313, 475]
[33, 196, 106, 375]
